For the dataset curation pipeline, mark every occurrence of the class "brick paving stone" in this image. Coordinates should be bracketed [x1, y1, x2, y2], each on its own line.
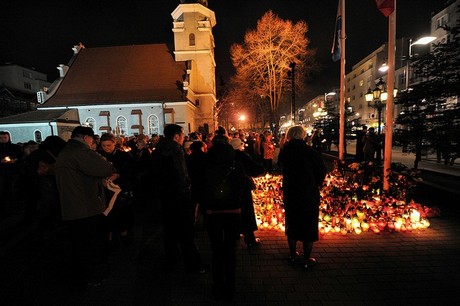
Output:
[1, 208, 460, 305]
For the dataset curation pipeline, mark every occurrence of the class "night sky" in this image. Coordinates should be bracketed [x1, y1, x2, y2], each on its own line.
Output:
[0, 0, 445, 100]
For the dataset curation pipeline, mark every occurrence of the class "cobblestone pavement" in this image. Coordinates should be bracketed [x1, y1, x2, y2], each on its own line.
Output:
[1, 149, 459, 305]
[1, 211, 460, 305]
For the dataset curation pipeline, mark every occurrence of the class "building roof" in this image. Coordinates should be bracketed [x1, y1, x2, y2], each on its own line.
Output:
[0, 109, 79, 124]
[43, 44, 186, 107]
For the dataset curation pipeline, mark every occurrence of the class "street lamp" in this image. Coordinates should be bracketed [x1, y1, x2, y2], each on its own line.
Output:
[365, 78, 398, 135]
[288, 62, 296, 122]
[405, 36, 436, 89]
[237, 114, 246, 129]
[324, 91, 336, 104]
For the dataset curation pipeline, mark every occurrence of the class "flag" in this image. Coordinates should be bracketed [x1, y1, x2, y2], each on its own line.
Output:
[331, 0, 342, 62]
[375, 0, 395, 17]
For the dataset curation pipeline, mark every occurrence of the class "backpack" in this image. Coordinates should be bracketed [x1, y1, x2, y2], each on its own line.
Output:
[211, 161, 236, 202]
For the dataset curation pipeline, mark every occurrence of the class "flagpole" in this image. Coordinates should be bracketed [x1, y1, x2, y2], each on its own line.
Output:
[338, 0, 345, 160]
[383, 0, 396, 191]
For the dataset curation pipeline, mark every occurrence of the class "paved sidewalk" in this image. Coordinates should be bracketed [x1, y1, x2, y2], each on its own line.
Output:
[1, 213, 460, 305]
[1, 145, 459, 305]
[343, 142, 460, 178]
[322, 143, 460, 196]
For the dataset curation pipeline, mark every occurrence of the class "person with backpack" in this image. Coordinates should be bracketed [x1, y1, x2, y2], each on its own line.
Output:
[203, 133, 246, 301]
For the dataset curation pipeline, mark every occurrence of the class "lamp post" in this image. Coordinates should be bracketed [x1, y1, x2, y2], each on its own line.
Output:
[365, 78, 386, 136]
[365, 78, 398, 162]
[288, 62, 296, 123]
[405, 36, 436, 89]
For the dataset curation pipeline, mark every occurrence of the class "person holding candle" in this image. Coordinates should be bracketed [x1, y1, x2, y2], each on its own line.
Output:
[98, 133, 135, 248]
[55, 126, 114, 287]
[278, 125, 327, 271]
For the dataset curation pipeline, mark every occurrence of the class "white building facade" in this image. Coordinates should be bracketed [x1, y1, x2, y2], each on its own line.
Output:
[0, 2, 217, 143]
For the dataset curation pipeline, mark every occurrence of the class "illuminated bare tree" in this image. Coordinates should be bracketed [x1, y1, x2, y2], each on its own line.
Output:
[229, 10, 312, 134]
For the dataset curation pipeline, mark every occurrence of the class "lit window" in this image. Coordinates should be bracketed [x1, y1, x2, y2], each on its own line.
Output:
[34, 130, 42, 143]
[85, 117, 96, 130]
[116, 116, 128, 135]
[148, 114, 160, 135]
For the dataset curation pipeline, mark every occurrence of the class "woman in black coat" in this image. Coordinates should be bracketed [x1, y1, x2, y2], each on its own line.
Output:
[278, 126, 327, 270]
[229, 138, 265, 248]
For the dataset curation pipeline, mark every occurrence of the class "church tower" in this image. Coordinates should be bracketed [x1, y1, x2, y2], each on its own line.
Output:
[171, 2, 217, 133]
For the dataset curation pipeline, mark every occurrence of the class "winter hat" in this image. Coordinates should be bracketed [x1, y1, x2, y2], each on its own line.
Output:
[230, 138, 244, 150]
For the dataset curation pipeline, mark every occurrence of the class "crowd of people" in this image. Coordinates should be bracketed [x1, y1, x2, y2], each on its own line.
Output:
[0, 125, 327, 301]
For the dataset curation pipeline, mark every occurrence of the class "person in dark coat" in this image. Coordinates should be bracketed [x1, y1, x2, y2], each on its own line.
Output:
[0, 131, 23, 218]
[244, 132, 256, 159]
[35, 136, 67, 239]
[229, 137, 265, 248]
[98, 133, 134, 247]
[311, 129, 324, 155]
[185, 140, 207, 222]
[55, 126, 114, 287]
[277, 126, 327, 271]
[363, 127, 379, 162]
[354, 125, 367, 162]
[131, 134, 152, 207]
[156, 124, 205, 274]
[203, 134, 246, 301]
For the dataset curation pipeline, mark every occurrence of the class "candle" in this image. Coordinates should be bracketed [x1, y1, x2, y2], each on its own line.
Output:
[361, 221, 370, 232]
[421, 219, 430, 229]
[377, 219, 387, 231]
[394, 220, 402, 232]
[387, 222, 395, 231]
[356, 210, 365, 222]
[410, 209, 421, 223]
[345, 217, 352, 232]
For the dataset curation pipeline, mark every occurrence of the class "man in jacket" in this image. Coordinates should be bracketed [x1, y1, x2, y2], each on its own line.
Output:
[55, 126, 114, 287]
[0, 131, 22, 218]
[155, 124, 205, 274]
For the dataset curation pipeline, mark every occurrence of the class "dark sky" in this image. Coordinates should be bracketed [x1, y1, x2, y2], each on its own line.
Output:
[0, 0, 446, 100]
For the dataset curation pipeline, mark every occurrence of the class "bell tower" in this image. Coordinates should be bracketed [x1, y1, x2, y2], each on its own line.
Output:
[172, 2, 217, 132]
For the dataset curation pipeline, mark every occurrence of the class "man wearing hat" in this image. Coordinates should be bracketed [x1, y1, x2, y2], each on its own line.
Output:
[55, 126, 114, 287]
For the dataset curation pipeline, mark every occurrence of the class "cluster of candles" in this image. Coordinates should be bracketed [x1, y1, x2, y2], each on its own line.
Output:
[252, 173, 431, 235]
[252, 174, 286, 232]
